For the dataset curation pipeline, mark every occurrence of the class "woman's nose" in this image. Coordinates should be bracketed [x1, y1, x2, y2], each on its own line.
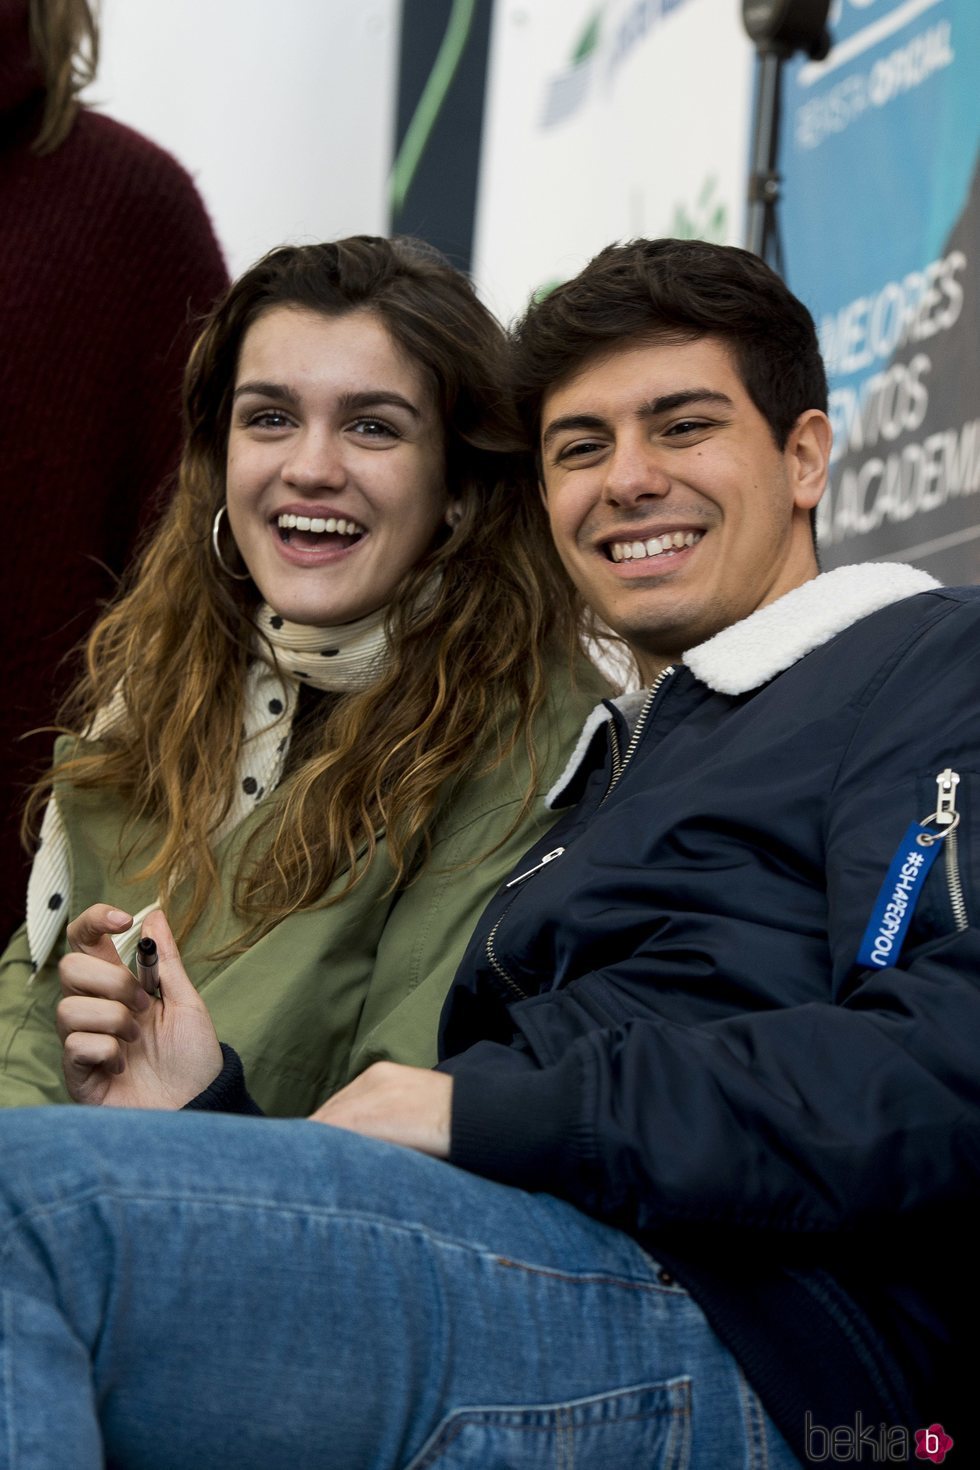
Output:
[281, 428, 348, 491]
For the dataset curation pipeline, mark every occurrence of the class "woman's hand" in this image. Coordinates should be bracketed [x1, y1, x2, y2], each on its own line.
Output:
[57, 905, 223, 1109]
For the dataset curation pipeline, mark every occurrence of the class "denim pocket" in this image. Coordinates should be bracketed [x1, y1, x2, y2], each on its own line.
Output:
[404, 1376, 691, 1469]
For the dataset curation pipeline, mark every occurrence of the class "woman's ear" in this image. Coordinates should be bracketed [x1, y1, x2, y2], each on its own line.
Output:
[444, 499, 464, 529]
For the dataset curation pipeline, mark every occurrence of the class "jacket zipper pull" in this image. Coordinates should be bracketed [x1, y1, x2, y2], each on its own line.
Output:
[915, 768, 961, 844]
[934, 768, 960, 829]
[506, 846, 565, 888]
[855, 767, 966, 968]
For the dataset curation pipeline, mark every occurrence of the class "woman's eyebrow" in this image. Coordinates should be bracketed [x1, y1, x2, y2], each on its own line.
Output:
[336, 390, 422, 418]
[231, 384, 423, 418]
[232, 380, 300, 404]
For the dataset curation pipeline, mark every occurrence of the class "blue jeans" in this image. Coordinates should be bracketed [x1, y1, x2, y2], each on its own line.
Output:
[0, 1108, 799, 1469]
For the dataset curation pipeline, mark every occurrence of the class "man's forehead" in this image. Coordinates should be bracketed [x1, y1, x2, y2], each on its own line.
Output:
[539, 335, 742, 436]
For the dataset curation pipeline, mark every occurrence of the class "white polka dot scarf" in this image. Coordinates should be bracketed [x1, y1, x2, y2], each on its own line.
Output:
[25, 603, 390, 976]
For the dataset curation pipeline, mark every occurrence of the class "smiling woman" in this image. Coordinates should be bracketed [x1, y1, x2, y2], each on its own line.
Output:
[0, 237, 606, 1117]
[226, 308, 449, 629]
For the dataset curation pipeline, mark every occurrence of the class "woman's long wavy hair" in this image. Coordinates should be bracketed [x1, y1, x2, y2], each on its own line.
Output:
[27, 237, 586, 946]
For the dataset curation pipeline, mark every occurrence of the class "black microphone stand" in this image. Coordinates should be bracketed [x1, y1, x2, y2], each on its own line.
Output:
[745, 42, 792, 272]
[742, 0, 832, 274]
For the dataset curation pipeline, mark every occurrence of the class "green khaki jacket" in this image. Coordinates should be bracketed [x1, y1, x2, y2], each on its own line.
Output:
[0, 662, 605, 1116]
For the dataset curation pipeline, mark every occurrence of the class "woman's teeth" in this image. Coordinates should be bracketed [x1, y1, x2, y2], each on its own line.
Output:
[609, 530, 702, 563]
[276, 514, 364, 535]
[276, 513, 366, 549]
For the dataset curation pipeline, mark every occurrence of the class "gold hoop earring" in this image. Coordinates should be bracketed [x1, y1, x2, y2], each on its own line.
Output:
[211, 506, 251, 581]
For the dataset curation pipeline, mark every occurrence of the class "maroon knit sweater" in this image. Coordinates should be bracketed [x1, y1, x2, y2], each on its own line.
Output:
[0, 3, 228, 941]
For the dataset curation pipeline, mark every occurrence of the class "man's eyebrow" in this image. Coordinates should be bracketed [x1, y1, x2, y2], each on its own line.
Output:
[541, 414, 608, 453]
[638, 389, 734, 417]
[541, 390, 735, 450]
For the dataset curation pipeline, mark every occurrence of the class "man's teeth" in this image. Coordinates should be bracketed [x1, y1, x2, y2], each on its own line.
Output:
[609, 531, 702, 563]
[276, 514, 364, 535]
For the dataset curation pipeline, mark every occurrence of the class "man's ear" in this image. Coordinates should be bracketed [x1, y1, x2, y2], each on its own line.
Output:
[787, 409, 832, 511]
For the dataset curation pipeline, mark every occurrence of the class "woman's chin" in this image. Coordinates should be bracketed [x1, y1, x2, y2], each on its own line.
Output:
[261, 594, 387, 629]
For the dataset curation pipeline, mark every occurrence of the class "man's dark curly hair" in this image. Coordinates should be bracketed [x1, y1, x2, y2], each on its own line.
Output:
[510, 238, 828, 452]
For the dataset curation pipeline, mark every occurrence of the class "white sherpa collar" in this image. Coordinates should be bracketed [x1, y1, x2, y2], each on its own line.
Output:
[546, 563, 940, 808]
[685, 561, 939, 695]
[544, 689, 648, 808]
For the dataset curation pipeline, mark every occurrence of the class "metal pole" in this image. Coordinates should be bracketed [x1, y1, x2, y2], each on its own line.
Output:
[745, 46, 788, 262]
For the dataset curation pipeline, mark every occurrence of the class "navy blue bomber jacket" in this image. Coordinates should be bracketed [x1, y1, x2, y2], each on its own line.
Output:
[196, 564, 979, 1463]
[440, 563, 979, 1463]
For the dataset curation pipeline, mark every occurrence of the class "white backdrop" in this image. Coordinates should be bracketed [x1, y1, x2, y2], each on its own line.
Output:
[85, 0, 756, 307]
[84, 0, 402, 276]
[472, 0, 755, 323]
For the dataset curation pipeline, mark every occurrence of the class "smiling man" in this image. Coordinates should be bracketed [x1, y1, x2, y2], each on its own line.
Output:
[537, 333, 827, 675]
[0, 241, 977, 1469]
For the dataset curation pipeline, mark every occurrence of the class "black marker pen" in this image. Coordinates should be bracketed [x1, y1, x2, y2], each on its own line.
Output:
[136, 936, 160, 996]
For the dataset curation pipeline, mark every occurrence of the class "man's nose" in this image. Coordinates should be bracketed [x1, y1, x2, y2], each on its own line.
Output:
[601, 440, 671, 506]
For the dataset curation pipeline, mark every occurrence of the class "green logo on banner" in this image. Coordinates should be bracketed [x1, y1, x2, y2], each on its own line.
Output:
[671, 176, 728, 243]
[571, 12, 602, 65]
[541, 6, 606, 127]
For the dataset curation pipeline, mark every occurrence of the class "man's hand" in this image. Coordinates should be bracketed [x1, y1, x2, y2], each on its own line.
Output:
[57, 905, 223, 1109]
[308, 1062, 453, 1158]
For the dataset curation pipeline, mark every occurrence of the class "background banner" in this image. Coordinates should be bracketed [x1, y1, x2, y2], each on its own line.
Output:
[779, 0, 980, 580]
[391, 0, 495, 269]
[470, 0, 755, 322]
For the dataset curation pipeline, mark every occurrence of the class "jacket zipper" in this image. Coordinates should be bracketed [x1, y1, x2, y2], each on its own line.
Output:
[485, 667, 675, 996]
[601, 665, 675, 805]
[485, 913, 531, 1001]
[933, 768, 968, 932]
